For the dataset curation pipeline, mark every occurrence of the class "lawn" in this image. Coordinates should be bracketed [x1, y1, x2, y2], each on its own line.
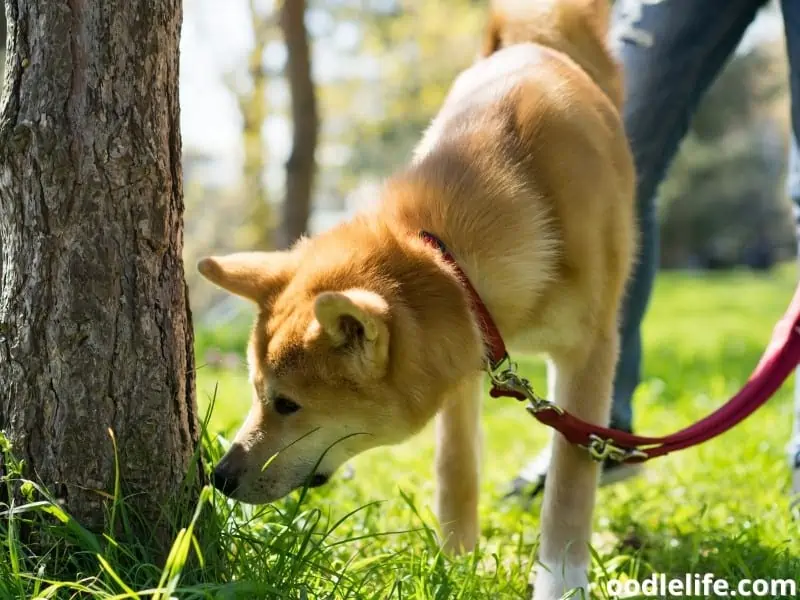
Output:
[3, 266, 800, 599]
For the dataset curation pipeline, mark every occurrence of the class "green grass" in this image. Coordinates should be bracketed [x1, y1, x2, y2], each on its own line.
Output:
[3, 266, 800, 598]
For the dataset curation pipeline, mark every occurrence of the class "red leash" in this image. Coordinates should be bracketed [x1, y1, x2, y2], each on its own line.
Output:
[422, 231, 800, 464]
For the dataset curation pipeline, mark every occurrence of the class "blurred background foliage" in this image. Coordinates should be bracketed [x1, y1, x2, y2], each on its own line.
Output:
[658, 37, 795, 270]
[1, 1, 796, 359]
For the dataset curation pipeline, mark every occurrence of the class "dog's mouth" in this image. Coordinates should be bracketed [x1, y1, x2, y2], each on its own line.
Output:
[308, 472, 330, 488]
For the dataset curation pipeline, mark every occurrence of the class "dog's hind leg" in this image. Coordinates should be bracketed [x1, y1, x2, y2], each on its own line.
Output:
[533, 332, 619, 600]
[435, 374, 483, 553]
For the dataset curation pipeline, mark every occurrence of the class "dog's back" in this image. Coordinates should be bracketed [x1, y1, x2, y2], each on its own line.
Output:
[389, 0, 634, 354]
[481, 0, 623, 108]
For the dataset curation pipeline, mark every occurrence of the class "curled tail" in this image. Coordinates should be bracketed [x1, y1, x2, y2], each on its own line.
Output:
[481, 0, 623, 109]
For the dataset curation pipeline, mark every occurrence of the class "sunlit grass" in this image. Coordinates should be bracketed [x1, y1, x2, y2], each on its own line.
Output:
[2, 265, 799, 599]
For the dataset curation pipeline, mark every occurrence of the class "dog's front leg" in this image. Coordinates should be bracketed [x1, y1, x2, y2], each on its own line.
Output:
[534, 334, 618, 600]
[435, 375, 483, 553]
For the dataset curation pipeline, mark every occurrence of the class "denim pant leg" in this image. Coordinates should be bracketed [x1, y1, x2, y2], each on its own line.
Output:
[781, 0, 800, 497]
[608, 0, 767, 431]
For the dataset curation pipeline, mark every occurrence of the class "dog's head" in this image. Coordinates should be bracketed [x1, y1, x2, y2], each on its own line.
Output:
[197, 227, 480, 503]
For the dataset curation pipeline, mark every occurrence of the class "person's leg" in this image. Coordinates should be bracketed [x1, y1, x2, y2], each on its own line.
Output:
[507, 0, 768, 499]
[780, 0, 800, 508]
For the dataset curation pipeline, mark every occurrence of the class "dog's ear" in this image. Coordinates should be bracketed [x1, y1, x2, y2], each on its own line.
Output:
[313, 289, 390, 378]
[197, 251, 297, 305]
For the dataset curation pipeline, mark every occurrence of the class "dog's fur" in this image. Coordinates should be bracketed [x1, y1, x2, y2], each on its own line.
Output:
[199, 1, 635, 597]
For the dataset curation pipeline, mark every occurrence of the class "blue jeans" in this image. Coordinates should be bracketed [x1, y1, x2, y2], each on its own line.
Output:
[608, 0, 800, 445]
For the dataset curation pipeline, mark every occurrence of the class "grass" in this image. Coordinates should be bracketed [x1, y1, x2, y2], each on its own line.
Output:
[2, 265, 800, 599]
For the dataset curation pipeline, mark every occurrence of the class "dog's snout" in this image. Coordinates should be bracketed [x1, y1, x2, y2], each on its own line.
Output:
[212, 467, 240, 497]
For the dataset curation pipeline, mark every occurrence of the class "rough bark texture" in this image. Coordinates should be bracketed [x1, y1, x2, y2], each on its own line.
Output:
[278, 0, 318, 249]
[0, 0, 200, 533]
[1, 6, 6, 82]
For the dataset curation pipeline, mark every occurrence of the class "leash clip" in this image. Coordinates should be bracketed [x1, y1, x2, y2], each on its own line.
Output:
[582, 434, 647, 463]
[487, 355, 564, 415]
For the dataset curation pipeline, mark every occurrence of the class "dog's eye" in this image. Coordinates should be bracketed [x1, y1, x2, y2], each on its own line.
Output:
[273, 395, 301, 415]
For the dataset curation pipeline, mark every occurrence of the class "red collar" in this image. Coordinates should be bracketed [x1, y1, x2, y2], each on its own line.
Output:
[419, 230, 509, 369]
[420, 229, 800, 464]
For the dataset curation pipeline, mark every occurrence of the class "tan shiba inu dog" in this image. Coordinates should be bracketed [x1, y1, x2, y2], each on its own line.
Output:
[198, 0, 634, 597]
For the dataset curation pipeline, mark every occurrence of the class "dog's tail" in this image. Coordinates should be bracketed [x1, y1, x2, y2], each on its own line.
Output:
[481, 0, 622, 108]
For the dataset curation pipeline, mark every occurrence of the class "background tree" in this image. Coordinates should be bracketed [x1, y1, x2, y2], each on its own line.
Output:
[278, 0, 318, 248]
[336, 0, 483, 176]
[658, 43, 794, 269]
[0, 0, 200, 538]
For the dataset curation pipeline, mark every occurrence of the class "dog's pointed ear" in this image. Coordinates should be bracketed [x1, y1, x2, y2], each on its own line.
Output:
[197, 251, 297, 305]
[313, 289, 390, 377]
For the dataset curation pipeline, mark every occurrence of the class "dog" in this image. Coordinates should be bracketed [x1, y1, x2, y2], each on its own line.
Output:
[198, 0, 634, 597]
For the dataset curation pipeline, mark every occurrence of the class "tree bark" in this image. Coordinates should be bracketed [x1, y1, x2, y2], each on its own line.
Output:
[278, 0, 318, 249]
[0, 0, 199, 536]
[1, 6, 6, 82]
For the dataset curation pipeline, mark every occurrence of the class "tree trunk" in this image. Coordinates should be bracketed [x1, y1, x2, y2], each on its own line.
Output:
[1, 6, 6, 82]
[278, 0, 318, 249]
[0, 0, 199, 537]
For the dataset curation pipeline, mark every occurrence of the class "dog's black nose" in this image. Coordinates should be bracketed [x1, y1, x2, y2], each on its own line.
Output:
[309, 473, 329, 488]
[212, 468, 239, 496]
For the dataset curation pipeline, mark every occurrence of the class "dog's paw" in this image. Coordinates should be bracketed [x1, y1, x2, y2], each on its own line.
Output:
[532, 560, 589, 600]
[436, 521, 478, 555]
